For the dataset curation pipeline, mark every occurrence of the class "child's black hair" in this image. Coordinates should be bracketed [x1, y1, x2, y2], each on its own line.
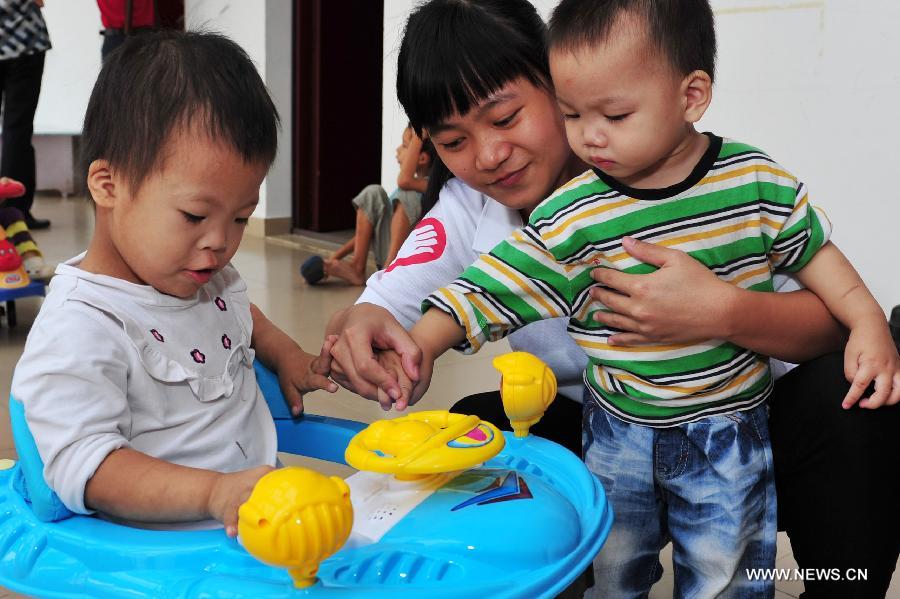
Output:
[81, 30, 280, 193]
[420, 137, 437, 168]
[396, 0, 551, 215]
[549, 0, 717, 83]
[404, 121, 438, 170]
[408, 136, 438, 226]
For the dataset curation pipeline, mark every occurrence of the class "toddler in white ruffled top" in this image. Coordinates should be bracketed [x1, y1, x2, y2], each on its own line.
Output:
[12, 31, 336, 535]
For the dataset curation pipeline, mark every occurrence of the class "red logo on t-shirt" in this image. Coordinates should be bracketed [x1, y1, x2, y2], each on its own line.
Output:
[385, 217, 447, 272]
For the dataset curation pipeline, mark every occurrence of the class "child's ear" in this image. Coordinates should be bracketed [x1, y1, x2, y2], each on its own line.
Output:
[681, 70, 713, 124]
[86, 159, 118, 208]
[417, 152, 431, 168]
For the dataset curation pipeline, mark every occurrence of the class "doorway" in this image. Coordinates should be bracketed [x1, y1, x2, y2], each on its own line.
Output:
[156, 0, 184, 29]
[293, 0, 383, 232]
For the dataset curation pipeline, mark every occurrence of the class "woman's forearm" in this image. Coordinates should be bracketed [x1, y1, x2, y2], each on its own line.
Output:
[724, 288, 846, 362]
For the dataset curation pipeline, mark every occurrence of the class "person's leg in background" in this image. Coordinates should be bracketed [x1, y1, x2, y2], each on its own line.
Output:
[385, 189, 423, 267]
[770, 351, 900, 598]
[323, 185, 391, 285]
[0, 51, 47, 229]
[101, 29, 155, 62]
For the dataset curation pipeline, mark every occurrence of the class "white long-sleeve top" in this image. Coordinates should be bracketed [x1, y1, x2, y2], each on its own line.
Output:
[11, 255, 277, 514]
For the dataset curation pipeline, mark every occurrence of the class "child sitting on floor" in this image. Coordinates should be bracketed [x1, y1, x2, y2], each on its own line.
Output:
[301, 125, 435, 285]
[12, 31, 336, 535]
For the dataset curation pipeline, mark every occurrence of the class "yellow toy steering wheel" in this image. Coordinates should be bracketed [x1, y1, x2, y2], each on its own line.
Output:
[344, 411, 504, 477]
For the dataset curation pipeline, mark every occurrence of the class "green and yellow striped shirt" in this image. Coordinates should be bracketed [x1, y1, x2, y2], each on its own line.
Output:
[424, 135, 831, 427]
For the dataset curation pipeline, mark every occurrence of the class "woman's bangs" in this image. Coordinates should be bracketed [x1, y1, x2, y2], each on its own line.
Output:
[402, 42, 546, 132]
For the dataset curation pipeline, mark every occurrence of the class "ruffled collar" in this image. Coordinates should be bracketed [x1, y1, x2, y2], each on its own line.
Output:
[57, 254, 256, 402]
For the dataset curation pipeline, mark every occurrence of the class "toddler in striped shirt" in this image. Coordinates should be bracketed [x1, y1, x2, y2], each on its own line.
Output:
[371, 0, 900, 596]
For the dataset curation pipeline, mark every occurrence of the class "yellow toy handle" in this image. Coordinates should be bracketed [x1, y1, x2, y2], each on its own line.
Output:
[238, 467, 353, 588]
[345, 410, 504, 476]
[493, 352, 557, 438]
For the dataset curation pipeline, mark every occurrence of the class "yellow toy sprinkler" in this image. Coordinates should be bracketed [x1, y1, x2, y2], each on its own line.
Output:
[493, 352, 557, 438]
[238, 467, 353, 589]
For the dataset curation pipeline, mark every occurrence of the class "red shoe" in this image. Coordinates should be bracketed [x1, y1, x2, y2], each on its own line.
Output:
[0, 179, 25, 200]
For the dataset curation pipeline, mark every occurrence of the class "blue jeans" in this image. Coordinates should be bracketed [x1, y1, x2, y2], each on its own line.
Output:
[583, 397, 776, 598]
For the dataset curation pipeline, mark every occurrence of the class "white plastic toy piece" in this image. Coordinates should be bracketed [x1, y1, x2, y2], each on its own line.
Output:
[343, 470, 462, 547]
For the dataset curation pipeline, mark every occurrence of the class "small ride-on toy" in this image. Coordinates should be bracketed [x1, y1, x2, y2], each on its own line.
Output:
[0, 179, 45, 327]
[0, 353, 612, 597]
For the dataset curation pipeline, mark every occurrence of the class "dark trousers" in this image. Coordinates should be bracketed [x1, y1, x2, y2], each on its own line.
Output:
[452, 388, 585, 456]
[770, 352, 899, 598]
[452, 352, 899, 597]
[0, 51, 45, 215]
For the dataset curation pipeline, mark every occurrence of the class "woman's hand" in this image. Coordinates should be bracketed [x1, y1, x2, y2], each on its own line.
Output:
[590, 236, 735, 345]
[589, 236, 845, 362]
[326, 304, 422, 402]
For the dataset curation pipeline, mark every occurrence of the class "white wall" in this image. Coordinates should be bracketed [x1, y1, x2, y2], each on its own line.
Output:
[185, 0, 266, 65]
[381, 1, 417, 191]
[704, 1, 900, 310]
[263, 1, 293, 220]
[185, 0, 293, 220]
[32, 1, 293, 219]
[381, 0, 900, 310]
[34, 0, 103, 134]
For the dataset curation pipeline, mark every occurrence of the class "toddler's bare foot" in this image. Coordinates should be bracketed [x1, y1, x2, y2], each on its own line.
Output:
[324, 258, 366, 286]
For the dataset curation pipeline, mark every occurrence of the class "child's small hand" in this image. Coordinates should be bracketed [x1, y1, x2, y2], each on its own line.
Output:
[277, 336, 339, 416]
[842, 322, 900, 409]
[207, 465, 274, 537]
[373, 348, 435, 411]
[374, 349, 415, 411]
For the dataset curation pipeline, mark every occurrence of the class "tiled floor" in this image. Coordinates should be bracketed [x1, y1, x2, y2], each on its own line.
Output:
[1, 195, 897, 598]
